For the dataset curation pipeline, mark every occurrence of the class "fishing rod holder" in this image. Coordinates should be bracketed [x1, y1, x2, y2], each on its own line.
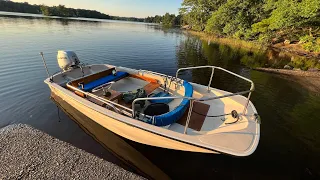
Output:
[39, 52, 52, 81]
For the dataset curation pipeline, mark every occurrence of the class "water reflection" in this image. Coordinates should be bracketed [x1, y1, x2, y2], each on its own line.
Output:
[50, 92, 169, 180]
[178, 35, 320, 71]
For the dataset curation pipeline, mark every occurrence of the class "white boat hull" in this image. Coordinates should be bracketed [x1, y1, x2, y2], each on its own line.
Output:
[49, 84, 216, 154]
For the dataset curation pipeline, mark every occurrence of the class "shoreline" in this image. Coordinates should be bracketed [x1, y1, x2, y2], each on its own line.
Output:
[272, 43, 320, 59]
[185, 31, 266, 52]
[185, 30, 320, 74]
[254, 68, 320, 93]
[253, 68, 320, 78]
[185, 30, 320, 59]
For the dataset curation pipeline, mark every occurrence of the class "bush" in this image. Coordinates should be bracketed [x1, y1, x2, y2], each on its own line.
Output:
[300, 35, 314, 43]
[288, 56, 319, 70]
[299, 35, 320, 52]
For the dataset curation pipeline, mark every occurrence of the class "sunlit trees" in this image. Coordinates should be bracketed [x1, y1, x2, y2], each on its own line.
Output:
[145, 13, 181, 27]
[180, 0, 320, 51]
[252, 0, 320, 32]
[39, 4, 111, 19]
[180, 0, 226, 31]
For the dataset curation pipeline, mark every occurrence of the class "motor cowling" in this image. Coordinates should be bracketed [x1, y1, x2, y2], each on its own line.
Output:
[57, 50, 80, 71]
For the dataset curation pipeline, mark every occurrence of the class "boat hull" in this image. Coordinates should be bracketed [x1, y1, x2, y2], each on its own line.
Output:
[48, 84, 217, 154]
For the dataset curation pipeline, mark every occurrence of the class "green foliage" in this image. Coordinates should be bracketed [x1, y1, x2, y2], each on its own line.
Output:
[180, 0, 226, 31]
[288, 56, 320, 70]
[299, 35, 320, 53]
[300, 35, 315, 44]
[110, 16, 144, 22]
[38, 4, 111, 19]
[205, 0, 264, 38]
[145, 13, 181, 27]
[252, 0, 320, 33]
[0, 1, 40, 14]
[181, 0, 320, 53]
[145, 15, 163, 24]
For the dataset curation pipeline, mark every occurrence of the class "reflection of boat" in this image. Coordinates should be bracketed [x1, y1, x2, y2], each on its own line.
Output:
[50, 92, 169, 180]
[43, 50, 260, 157]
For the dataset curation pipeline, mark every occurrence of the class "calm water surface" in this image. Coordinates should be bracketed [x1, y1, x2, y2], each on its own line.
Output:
[0, 13, 319, 179]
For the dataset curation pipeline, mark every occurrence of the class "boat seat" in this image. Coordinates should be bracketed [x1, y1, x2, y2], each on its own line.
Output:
[129, 74, 158, 83]
[80, 71, 129, 92]
[70, 68, 116, 87]
[143, 81, 193, 126]
[143, 83, 160, 95]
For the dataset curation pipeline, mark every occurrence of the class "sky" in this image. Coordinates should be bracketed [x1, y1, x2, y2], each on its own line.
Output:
[13, 0, 183, 18]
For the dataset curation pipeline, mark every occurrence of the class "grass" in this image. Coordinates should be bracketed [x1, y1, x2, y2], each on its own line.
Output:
[185, 30, 266, 52]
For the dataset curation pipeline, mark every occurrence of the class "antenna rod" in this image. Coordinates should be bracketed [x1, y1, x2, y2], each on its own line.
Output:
[39, 52, 51, 78]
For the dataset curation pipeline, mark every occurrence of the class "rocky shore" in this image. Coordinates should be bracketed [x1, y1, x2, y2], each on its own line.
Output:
[0, 124, 143, 180]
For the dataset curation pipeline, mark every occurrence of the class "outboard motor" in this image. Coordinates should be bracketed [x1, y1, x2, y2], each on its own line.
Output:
[57, 50, 80, 71]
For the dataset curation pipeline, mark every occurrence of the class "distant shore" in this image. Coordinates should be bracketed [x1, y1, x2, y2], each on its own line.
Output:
[0, 0, 144, 22]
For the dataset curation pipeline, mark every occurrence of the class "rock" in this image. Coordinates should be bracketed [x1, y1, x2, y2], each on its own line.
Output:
[284, 65, 294, 70]
[284, 39, 291, 45]
[293, 68, 302, 71]
[182, 25, 191, 30]
[272, 38, 280, 44]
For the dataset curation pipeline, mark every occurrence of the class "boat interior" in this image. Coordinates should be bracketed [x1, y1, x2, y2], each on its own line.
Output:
[50, 64, 260, 155]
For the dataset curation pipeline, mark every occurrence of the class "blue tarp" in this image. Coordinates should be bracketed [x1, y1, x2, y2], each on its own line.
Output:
[149, 92, 173, 104]
[80, 71, 128, 92]
[144, 81, 193, 126]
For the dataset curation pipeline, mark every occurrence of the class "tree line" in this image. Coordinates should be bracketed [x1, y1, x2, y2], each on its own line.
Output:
[145, 13, 181, 27]
[0, 0, 143, 22]
[39, 5, 110, 19]
[179, 0, 320, 52]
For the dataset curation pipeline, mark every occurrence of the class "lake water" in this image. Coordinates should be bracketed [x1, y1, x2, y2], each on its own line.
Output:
[0, 12, 319, 179]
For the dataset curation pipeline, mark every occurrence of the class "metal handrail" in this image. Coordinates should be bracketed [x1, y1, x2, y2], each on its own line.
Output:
[66, 83, 132, 114]
[132, 88, 253, 134]
[138, 69, 183, 91]
[134, 66, 255, 134]
[175, 66, 255, 115]
[138, 69, 169, 78]
[176, 66, 254, 91]
[92, 81, 115, 93]
[132, 89, 252, 115]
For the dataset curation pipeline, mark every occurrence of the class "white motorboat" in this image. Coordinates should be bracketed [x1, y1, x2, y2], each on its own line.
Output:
[43, 50, 260, 157]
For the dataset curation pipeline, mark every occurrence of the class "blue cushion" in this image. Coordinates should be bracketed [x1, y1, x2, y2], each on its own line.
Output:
[145, 81, 193, 126]
[149, 92, 173, 104]
[80, 71, 128, 92]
